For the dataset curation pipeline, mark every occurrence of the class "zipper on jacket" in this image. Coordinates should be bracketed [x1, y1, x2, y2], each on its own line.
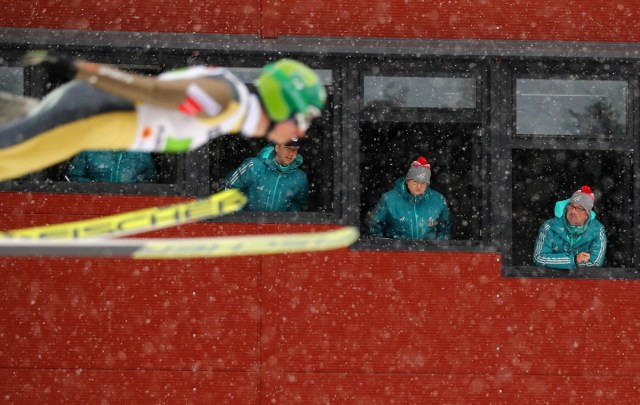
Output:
[412, 201, 419, 239]
[112, 152, 124, 182]
[269, 175, 282, 210]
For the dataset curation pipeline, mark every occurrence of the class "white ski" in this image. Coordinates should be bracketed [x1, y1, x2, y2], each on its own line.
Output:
[0, 227, 360, 259]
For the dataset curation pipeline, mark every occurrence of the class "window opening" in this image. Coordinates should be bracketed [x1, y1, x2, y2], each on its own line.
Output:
[511, 148, 633, 268]
[208, 68, 335, 213]
[360, 121, 483, 241]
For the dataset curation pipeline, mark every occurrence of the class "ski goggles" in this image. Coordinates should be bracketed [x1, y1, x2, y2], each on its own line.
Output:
[288, 105, 322, 132]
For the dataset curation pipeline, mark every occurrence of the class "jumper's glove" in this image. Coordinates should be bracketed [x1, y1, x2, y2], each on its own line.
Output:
[23, 50, 78, 82]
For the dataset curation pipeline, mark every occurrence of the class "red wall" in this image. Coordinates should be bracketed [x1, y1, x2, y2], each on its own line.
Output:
[2, 192, 640, 403]
[3, 1, 640, 402]
[2, 0, 640, 42]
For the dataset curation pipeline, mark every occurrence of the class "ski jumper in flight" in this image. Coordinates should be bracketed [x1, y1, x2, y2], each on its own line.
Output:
[0, 53, 326, 181]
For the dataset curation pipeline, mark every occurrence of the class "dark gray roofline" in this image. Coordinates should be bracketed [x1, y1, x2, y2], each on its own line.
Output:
[2, 27, 640, 60]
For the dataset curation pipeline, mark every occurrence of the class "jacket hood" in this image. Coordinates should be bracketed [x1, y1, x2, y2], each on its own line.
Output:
[393, 177, 426, 202]
[259, 145, 304, 173]
[554, 198, 596, 220]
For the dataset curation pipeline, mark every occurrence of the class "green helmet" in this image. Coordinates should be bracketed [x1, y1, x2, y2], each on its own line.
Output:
[256, 59, 327, 129]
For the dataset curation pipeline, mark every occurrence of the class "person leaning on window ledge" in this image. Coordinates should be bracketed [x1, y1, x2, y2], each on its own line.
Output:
[367, 156, 451, 240]
[533, 185, 607, 269]
[221, 138, 308, 212]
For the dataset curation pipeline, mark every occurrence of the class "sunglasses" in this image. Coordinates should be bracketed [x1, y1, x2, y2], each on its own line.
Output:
[568, 203, 586, 213]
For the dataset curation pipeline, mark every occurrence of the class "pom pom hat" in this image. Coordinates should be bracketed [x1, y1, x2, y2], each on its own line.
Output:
[569, 185, 595, 214]
[405, 156, 431, 184]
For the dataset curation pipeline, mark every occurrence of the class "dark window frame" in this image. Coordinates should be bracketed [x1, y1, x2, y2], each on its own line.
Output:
[0, 45, 190, 197]
[349, 56, 493, 252]
[0, 44, 348, 224]
[498, 57, 639, 279]
[188, 52, 345, 223]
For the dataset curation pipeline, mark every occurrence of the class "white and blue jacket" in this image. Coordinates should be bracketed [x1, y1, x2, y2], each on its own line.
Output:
[533, 199, 607, 269]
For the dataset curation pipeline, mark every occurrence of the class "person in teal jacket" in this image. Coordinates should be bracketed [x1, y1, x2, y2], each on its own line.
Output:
[367, 156, 451, 240]
[67, 150, 156, 183]
[533, 185, 607, 269]
[222, 140, 308, 212]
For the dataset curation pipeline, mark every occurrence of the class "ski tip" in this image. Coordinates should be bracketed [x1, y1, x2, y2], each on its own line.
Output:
[133, 226, 361, 259]
[332, 226, 360, 247]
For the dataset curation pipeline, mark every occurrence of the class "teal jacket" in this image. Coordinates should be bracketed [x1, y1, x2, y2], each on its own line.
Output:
[367, 178, 451, 240]
[67, 150, 156, 183]
[223, 146, 308, 212]
[533, 199, 607, 269]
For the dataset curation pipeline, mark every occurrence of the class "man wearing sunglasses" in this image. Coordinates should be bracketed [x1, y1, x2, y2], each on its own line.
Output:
[533, 185, 607, 269]
[0, 53, 326, 181]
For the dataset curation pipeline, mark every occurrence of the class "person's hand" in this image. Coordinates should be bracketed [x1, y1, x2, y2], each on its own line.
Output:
[23, 50, 78, 82]
[576, 252, 590, 264]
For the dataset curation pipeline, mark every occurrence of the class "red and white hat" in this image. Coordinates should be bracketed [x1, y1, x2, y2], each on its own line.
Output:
[405, 156, 431, 184]
[570, 185, 595, 214]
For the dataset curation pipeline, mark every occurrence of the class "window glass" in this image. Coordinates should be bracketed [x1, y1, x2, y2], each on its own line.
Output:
[0, 67, 24, 94]
[516, 79, 627, 136]
[511, 148, 633, 268]
[363, 76, 476, 109]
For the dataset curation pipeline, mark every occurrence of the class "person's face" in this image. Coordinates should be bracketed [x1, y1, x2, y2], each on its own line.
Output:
[267, 120, 305, 144]
[406, 179, 428, 196]
[566, 203, 588, 226]
[274, 145, 299, 166]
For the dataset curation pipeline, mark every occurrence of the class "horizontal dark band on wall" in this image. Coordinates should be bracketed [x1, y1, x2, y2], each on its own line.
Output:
[2, 28, 640, 60]
[505, 266, 640, 280]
